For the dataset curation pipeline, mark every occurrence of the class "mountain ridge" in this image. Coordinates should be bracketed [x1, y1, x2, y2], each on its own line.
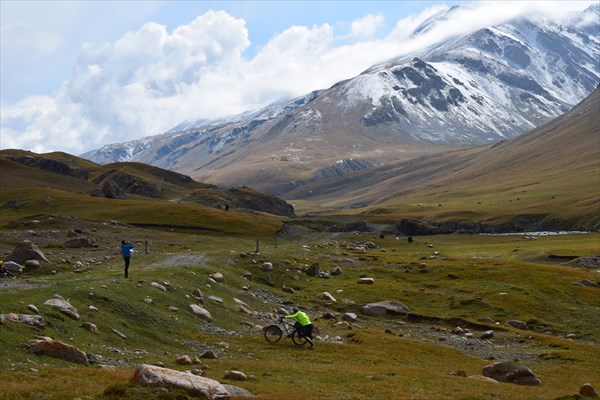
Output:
[81, 5, 599, 198]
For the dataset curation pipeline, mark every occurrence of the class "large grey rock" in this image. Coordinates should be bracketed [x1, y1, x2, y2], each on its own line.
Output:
[223, 384, 254, 397]
[3, 261, 23, 274]
[360, 300, 409, 317]
[132, 364, 230, 399]
[482, 361, 541, 386]
[43, 298, 80, 320]
[190, 304, 212, 322]
[9, 240, 49, 265]
[28, 338, 89, 366]
[0, 313, 45, 328]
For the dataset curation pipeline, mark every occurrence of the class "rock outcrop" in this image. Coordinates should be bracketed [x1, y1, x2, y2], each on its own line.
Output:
[132, 364, 230, 400]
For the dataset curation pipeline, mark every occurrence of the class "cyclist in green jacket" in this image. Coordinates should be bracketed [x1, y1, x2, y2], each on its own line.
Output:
[284, 308, 315, 349]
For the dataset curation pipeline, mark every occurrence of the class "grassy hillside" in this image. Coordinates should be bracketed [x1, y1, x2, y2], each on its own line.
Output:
[286, 88, 600, 230]
[0, 217, 598, 399]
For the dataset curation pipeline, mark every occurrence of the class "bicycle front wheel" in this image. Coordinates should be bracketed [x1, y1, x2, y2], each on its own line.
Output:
[263, 325, 283, 343]
[292, 329, 309, 346]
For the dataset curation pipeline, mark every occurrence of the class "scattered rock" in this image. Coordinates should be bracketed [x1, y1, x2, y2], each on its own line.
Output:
[222, 384, 254, 398]
[43, 297, 80, 320]
[25, 260, 41, 269]
[306, 262, 320, 276]
[176, 355, 193, 365]
[27, 304, 40, 314]
[482, 361, 541, 386]
[262, 262, 273, 271]
[132, 364, 230, 400]
[580, 383, 599, 398]
[209, 295, 224, 304]
[342, 313, 358, 322]
[111, 328, 127, 339]
[28, 337, 89, 366]
[0, 313, 45, 328]
[190, 304, 212, 322]
[192, 288, 204, 303]
[330, 266, 342, 275]
[3, 261, 23, 274]
[357, 277, 374, 284]
[223, 370, 247, 381]
[8, 240, 49, 265]
[360, 300, 409, 317]
[200, 350, 217, 359]
[315, 292, 336, 302]
[211, 272, 224, 282]
[82, 322, 99, 334]
[480, 330, 494, 339]
[151, 282, 167, 292]
[507, 320, 527, 330]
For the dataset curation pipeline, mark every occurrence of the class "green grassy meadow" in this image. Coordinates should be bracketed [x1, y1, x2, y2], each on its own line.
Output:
[1, 218, 599, 399]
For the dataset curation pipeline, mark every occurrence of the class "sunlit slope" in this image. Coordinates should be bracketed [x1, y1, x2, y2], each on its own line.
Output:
[288, 88, 600, 229]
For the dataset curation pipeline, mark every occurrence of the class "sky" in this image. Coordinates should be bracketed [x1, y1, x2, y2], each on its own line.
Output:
[0, 0, 595, 156]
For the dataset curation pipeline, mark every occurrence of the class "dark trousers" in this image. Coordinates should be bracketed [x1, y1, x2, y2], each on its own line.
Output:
[124, 256, 130, 277]
[297, 323, 314, 344]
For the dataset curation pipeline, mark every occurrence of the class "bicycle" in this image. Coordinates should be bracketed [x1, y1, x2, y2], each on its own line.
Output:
[263, 317, 310, 346]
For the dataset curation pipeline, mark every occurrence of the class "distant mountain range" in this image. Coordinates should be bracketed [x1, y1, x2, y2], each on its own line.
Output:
[82, 4, 600, 196]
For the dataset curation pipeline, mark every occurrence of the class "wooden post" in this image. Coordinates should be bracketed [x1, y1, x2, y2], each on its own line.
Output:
[255, 239, 260, 253]
[145, 240, 149, 254]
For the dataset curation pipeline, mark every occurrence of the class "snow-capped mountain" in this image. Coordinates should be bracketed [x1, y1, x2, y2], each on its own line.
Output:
[82, 4, 599, 195]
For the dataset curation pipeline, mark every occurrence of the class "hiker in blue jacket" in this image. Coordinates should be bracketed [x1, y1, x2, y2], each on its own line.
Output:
[121, 240, 134, 278]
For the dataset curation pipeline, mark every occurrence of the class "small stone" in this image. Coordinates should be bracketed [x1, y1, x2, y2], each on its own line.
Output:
[580, 383, 599, 398]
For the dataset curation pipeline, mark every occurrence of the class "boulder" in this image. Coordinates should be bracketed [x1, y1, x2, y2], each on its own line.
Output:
[222, 384, 254, 398]
[315, 292, 336, 302]
[342, 313, 358, 322]
[0, 313, 45, 328]
[176, 355, 193, 365]
[28, 338, 89, 366]
[330, 266, 342, 276]
[507, 320, 527, 330]
[357, 277, 374, 284]
[223, 370, 247, 381]
[82, 322, 99, 334]
[306, 262, 320, 276]
[3, 261, 23, 274]
[262, 262, 273, 271]
[132, 364, 230, 400]
[200, 350, 217, 359]
[151, 282, 167, 292]
[25, 260, 41, 269]
[192, 288, 204, 303]
[190, 304, 212, 322]
[43, 298, 80, 320]
[580, 383, 599, 398]
[211, 272, 224, 282]
[8, 240, 49, 265]
[360, 300, 409, 317]
[482, 361, 541, 386]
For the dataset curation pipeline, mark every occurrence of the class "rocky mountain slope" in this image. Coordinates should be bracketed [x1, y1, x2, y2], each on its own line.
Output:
[289, 87, 600, 231]
[0, 150, 295, 217]
[82, 4, 599, 196]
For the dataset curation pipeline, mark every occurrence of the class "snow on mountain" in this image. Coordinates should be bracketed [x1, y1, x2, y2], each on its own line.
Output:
[82, 5, 599, 194]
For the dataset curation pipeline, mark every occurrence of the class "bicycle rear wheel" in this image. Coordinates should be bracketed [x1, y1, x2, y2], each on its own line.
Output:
[263, 325, 283, 343]
[292, 329, 309, 346]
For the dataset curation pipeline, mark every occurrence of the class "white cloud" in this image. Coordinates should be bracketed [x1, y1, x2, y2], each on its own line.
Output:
[349, 14, 385, 39]
[0, 1, 596, 156]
